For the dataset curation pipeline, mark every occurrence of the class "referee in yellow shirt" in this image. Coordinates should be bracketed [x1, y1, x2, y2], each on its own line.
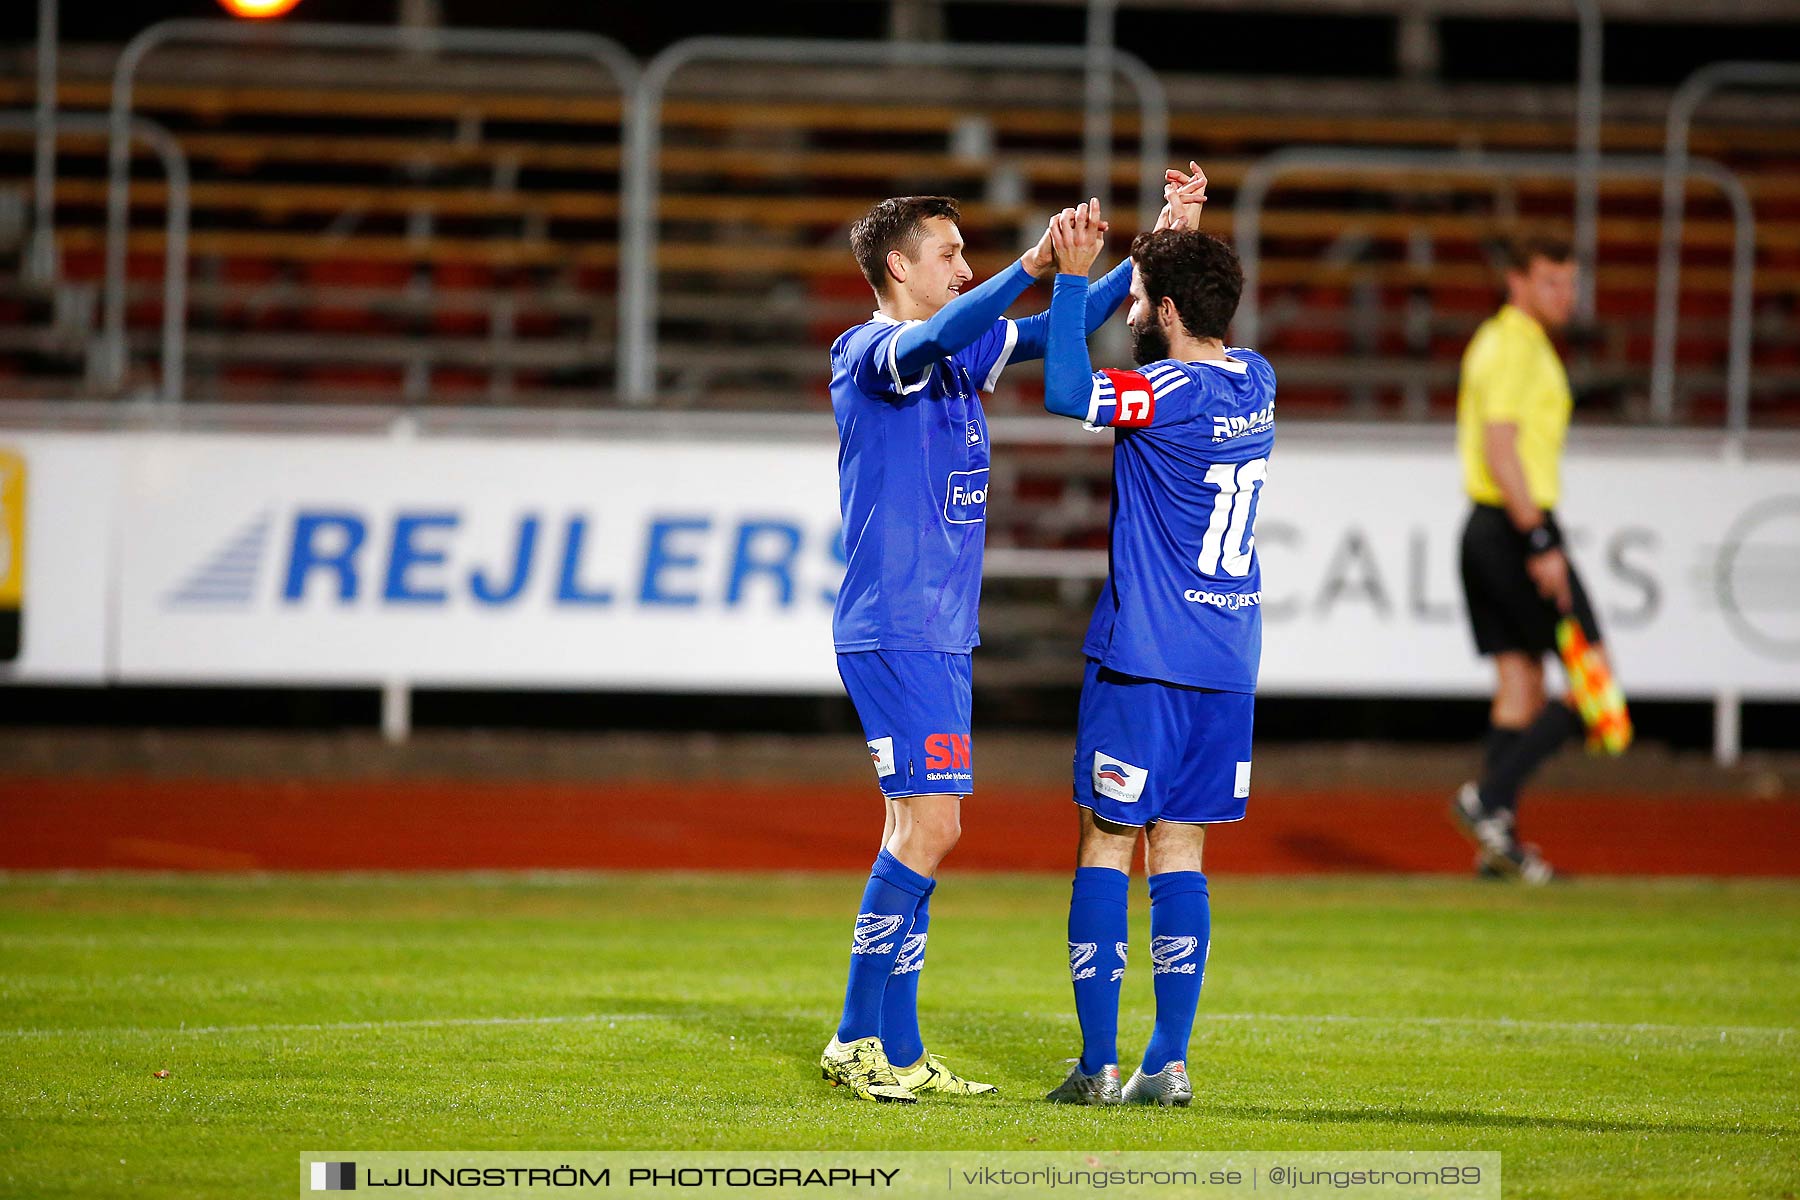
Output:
[1450, 235, 1609, 884]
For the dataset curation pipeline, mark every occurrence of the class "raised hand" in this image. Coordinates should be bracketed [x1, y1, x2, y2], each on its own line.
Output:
[1050, 198, 1105, 276]
[1155, 160, 1208, 231]
[1023, 213, 1060, 278]
[1026, 206, 1074, 276]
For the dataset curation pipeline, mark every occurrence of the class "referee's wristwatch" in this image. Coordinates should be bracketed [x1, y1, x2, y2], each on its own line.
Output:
[1524, 522, 1562, 557]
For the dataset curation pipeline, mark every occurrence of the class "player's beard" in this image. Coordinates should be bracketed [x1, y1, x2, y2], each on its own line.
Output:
[1130, 316, 1171, 365]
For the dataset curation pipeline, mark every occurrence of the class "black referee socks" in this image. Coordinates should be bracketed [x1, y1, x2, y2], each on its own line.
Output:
[1480, 702, 1583, 815]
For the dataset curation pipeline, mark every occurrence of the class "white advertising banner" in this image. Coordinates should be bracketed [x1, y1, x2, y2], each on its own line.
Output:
[2, 422, 1795, 698]
[1254, 442, 1800, 698]
[115, 434, 847, 690]
[0, 432, 121, 683]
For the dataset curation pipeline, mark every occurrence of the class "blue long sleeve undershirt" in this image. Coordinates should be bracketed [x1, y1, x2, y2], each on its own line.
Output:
[891, 258, 1036, 377]
[1044, 273, 1098, 420]
[1011, 257, 1132, 362]
[890, 256, 1132, 378]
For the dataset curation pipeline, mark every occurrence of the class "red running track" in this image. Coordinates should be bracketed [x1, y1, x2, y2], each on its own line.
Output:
[3, 777, 1796, 874]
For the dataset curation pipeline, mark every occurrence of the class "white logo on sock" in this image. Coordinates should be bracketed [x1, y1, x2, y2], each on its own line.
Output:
[893, 932, 927, 975]
[852, 912, 906, 955]
[1151, 934, 1200, 975]
[1068, 940, 1098, 981]
[1111, 940, 1128, 983]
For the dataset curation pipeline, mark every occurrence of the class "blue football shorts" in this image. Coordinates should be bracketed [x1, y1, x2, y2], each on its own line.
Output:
[1072, 659, 1254, 827]
[837, 649, 974, 798]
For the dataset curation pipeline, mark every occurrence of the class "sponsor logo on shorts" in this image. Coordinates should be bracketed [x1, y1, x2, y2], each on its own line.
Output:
[1069, 941, 1098, 982]
[1092, 752, 1148, 804]
[1183, 588, 1262, 609]
[923, 733, 973, 783]
[1151, 934, 1201, 976]
[924, 733, 971, 770]
[867, 736, 896, 779]
[894, 932, 927, 975]
[1235, 760, 1252, 800]
[852, 912, 907, 956]
[966, 420, 983, 446]
[944, 468, 989, 525]
[1112, 940, 1129, 983]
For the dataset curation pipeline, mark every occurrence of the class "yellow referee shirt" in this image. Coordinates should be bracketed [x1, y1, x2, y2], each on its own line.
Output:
[1456, 304, 1571, 509]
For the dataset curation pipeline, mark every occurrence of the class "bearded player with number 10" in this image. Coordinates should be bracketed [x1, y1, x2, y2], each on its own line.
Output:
[1038, 168, 1275, 1107]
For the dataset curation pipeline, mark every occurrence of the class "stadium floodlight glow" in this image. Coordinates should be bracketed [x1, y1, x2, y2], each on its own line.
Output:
[216, 0, 302, 17]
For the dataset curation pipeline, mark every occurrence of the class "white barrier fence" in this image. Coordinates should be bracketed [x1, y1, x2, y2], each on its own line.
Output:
[2, 423, 1795, 754]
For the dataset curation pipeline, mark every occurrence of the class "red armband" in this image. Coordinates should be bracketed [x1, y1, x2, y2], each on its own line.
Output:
[1100, 369, 1156, 427]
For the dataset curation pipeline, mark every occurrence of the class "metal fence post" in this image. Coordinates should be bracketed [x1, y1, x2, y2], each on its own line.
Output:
[1573, 0, 1602, 323]
[3, 112, 187, 403]
[1082, 0, 1118, 213]
[28, 0, 57, 285]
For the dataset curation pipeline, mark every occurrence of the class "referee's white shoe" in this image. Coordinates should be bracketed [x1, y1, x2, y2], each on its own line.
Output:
[1454, 783, 1556, 884]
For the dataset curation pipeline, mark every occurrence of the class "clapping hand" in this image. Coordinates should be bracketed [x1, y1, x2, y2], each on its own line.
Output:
[1154, 161, 1208, 232]
[1027, 197, 1110, 276]
[1050, 198, 1106, 276]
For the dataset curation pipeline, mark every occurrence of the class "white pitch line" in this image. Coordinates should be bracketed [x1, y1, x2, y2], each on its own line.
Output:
[0, 1012, 671, 1042]
[1193, 1010, 1796, 1041]
[2, 1008, 1792, 1044]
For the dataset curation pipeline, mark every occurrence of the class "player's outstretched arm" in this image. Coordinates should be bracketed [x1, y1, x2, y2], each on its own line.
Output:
[891, 249, 1043, 377]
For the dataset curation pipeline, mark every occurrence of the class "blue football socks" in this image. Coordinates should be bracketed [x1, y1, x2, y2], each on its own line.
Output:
[878, 879, 934, 1068]
[1067, 865, 1130, 1073]
[835, 849, 932, 1045]
[1141, 871, 1211, 1074]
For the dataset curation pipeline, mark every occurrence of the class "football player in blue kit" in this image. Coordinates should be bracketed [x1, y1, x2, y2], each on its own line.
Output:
[1038, 183, 1275, 1107]
[818, 183, 1207, 1104]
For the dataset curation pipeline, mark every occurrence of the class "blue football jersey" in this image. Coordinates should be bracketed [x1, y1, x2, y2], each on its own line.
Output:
[830, 312, 1019, 652]
[1080, 350, 1276, 692]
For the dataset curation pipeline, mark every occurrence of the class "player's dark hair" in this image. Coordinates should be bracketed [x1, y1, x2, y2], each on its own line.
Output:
[850, 196, 961, 296]
[1494, 231, 1573, 273]
[1129, 229, 1243, 341]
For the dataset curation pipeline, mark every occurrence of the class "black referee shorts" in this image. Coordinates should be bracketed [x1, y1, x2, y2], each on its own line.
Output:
[1459, 504, 1602, 658]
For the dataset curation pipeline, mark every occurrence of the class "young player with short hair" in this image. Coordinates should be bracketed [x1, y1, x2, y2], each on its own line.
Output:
[1036, 183, 1275, 1107]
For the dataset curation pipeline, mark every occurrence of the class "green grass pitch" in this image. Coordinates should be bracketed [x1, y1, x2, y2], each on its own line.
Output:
[2, 873, 1795, 1199]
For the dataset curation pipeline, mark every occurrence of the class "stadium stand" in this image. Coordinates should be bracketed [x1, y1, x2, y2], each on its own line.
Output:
[0, 49, 1796, 422]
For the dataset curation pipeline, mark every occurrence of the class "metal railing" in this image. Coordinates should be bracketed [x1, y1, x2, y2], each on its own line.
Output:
[60, 21, 1780, 423]
[4, 111, 188, 404]
[105, 19, 638, 397]
[1651, 60, 1800, 424]
[1233, 147, 1756, 433]
[618, 35, 1169, 404]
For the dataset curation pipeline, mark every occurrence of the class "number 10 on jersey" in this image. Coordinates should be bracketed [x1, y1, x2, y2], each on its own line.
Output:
[1197, 457, 1268, 579]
